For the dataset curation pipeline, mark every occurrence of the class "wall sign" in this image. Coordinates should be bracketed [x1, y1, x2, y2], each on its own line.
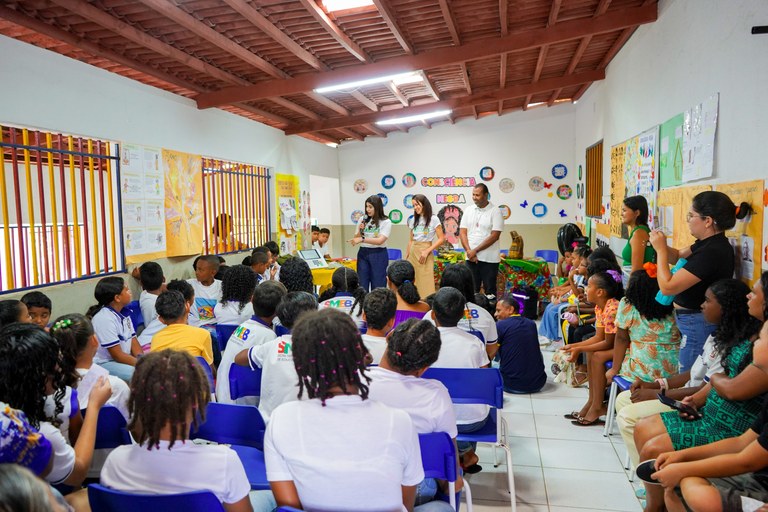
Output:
[552, 164, 568, 179]
[421, 176, 476, 187]
[381, 174, 396, 189]
[435, 193, 466, 204]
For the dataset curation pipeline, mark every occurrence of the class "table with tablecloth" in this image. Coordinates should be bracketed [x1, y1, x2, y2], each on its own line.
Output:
[433, 254, 551, 299]
[310, 259, 357, 293]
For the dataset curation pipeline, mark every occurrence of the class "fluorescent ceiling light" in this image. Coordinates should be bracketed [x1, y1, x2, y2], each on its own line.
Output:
[323, 0, 374, 12]
[391, 73, 424, 86]
[325, 142, 339, 148]
[376, 109, 451, 126]
[315, 72, 420, 94]
[526, 102, 546, 109]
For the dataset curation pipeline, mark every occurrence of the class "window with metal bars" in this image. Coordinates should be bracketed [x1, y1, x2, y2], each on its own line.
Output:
[0, 125, 123, 293]
[201, 158, 270, 255]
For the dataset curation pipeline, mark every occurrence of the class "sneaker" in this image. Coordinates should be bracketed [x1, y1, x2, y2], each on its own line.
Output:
[544, 340, 564, 352]
[538, 335, 552, 346]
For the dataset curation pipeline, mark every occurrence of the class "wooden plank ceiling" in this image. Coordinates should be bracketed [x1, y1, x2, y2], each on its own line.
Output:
[0, 0, 658, 144]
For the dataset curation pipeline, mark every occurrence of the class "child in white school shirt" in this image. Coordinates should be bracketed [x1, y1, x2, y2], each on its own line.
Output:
[187, 255, 223, 329]
[216, 281, 287, 404]
[360, 287, 398, 364]
[214, 264, 257, 326]
[234, 291, 318, 422]
[134, 261, 166, 350]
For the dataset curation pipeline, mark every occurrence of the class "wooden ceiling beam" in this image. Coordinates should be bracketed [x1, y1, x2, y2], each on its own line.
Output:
[421, 71, 441, 101]
[548, 0, 563, 26]
[596, 0, 613, 16]
[438, 0, 461, 46]
[306, 91, 350, 115]
[284, 69, 604, 135]
[350, 91, 378, 111]
[387, 83, 409, 106]
[372, 0, 412, 54]
[526, 0, 560, 109]
[271, 97, 321, 120]
[297, 0, 369, 62]
[338, 128, 364, 141]
[364, 124, 387, 137]
[308, 131, 341, 144]
[233, 104, 291, 126]
[499, 0, 508, 36]
[196, 4, 656, 108]
[460, 62, 472, 95]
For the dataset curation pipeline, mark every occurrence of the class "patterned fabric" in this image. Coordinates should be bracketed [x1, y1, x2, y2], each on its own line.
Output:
[661, 339, 764, 450]
[0, 402, 53, 476]
[595, 298, 619, 334]
[615, 297, 681, 381]
[496, 258, 551, 301]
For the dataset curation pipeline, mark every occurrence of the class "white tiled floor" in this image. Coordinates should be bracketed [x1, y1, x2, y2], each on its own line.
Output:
[461, 350, 643, 512]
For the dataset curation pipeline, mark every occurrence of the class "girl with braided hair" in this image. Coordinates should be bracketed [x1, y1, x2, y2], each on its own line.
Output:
[0, 322, 111, 488]
[367, 318, 460, 510]
[215, 264, 257, 325]
[100, 349, 263, 511]
[265, 308, 424, 511]
[387, 259, 431, 327]
[317, 266, 366, 329]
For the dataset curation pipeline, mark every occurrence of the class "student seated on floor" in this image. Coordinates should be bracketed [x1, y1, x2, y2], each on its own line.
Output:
[494, 296, 546, 394]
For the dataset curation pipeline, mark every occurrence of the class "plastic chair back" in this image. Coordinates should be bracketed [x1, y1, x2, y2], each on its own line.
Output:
[534, 249, 559, 265]
[387, 248, 403, 261]
[229, 364, 263, 400]
[82, 406, 131, 450]
[215, 324, 238, 351]
[88, 483, 224, 512]
[123, 300, 144, 331]
[274, 324, 290, 337]
[191, 402, 266, 450]
[614, 375, 632, 392]
[419, 432, 457, 481]
[500, 249, 509, 257]
[422, 367, 503, 408]
[195, 356, 215, 394]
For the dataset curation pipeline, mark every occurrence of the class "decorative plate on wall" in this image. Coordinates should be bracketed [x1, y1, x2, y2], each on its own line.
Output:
[403, 194, 414, 208]
[350, 209, 364, 224]
[552, 164, 568, 179]
[532, 203, 548, 218]
[557, 184, 573, 200]
[389, 209, 403, 224]
[377, 193, 389, 206]
[498, 204, 511, 220]
[402, 173, 417, 188]
[353, 179, 368, 193]
[529, 176, 545, 191]
[381, 174, 396, 189]
[479, 166, 495, 181]
[499, 178, 515, 193]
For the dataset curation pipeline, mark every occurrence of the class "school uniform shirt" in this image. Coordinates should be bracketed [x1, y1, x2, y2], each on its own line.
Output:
[101, 441, 251, 505]
[150, 324, 214, 365]
[408, 215, 441, 243]
[496, 315, 547, 393]
[0, 402, 53, 476]
[422, 301, 498, 345]
[361, 334, 387, 365]
[187, 278, 222, 327]
[137, 291, 165, 348]
[75, 366, 130, 420]
[432, 326, 490, 424]
[214, 301, 255, 326]
[318, 293, 365, 330]
[674, 232, 735, 310]
[359, 219, 392, 249]
[366, 366, 458, 437]
[44, 386, 79, 442]
[313, 241, 330, 257]
[687, 335, 724, 387]
[246, 335, 299, 422]
[216, 317, 277, 404]
[38, 422, 75, 485]
[92, 307, 136, 364]
[265, 396, 424, 512]
[460, 202, 504, 263]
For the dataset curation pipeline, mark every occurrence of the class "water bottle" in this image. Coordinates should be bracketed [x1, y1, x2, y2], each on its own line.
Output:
[655, 258, 687, 305]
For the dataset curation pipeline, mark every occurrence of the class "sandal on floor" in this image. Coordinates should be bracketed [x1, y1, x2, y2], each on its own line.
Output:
[573, 372, 589, 387]
[463, 464, 483, 474]
[563, 411, 582, 420]
[571, 417, 605, 426]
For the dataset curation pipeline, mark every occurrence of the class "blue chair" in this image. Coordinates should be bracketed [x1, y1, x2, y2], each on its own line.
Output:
[230, 445, 269, 491]
[500, 249, 509, 258]
[534, 249, 559, 265]
[82, 406, 131, 449]
[275, 324, 290, 337]
[191, 402, 266, 450]
[419, 432, 468, 511]
[123, 300, 144, 332]
[603, 374, 634, 480]
[387, 248, 402, 261]
[194, 356, 215, 395]
[422, 367, 515, 511]
[215, 324, 238, 351]
[229, 364, 263, 401]
[88, 483, 224, 512]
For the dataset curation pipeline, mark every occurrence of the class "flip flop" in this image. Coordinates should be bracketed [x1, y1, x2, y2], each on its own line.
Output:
[463, 464, 483, 474]
[563, 411, 582, 420]
[636, 460, 661, 485]
[571, 417, 605, 426]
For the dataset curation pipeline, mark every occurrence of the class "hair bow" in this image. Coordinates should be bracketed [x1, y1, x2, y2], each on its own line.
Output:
[643, 262, 658, 279]
[606, 269, 623, 284]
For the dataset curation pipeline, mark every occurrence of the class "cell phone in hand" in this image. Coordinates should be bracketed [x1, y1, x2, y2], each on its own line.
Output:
[657, 393, 702, 419]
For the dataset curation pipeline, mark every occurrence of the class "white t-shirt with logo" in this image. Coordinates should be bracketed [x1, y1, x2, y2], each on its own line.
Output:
[187, 279, 222, 327]
[318, 294, 365, 330]
[246, 334, 300, 422]
[265, 396, 424, 511]
[687, 335, 725, 387]
[92, 307, 136, 364]
[460, 202, 504, 263]
[361, 334, 387, 365]
[216, 317, 276, 404]
[214, 301, 254, 326]
[408, 215, 441, 243]
[422, 301, 498, 345]
[433, 326, 491, 424]
[359, 219, 392, 249]
[367, 366, 457, 437]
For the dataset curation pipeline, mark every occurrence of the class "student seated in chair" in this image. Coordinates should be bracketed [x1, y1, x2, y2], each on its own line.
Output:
[360, 288, 398, 364]
[150, 290, 214, 373]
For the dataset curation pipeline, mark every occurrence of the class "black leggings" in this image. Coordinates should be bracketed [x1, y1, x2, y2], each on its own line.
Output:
[467, 260, 499, 297]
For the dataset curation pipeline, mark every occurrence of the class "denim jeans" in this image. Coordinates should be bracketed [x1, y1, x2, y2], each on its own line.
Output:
[539, 302, 568, 341]
[97, 361, 135, 382]
[457, 414, 490, 454]
[357, 246, 389, 291]
[675, 310, 716, 373]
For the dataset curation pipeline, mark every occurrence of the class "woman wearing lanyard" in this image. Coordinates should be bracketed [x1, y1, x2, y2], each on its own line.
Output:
[348, 195, 392, 291]
[405, 194, 445, 297]
[649, 191, 743, 372]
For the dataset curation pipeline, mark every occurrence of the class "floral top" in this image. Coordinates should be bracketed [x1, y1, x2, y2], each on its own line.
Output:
[615, 297, 681, 381]
[595, 298, 619, 334]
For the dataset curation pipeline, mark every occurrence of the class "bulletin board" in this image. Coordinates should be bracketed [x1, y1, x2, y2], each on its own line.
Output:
[656, 184, 711, 250]
[275, 173, 301, 255]
[714, 180, 764, 286]
[163, 149, 203, 258]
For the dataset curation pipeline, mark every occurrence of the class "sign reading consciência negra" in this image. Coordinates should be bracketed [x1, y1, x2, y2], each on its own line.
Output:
[420, 176, 477, 187]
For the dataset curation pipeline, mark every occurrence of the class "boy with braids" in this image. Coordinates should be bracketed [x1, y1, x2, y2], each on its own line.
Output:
[217, 281, 287, 404]
[360, 287, 397, 364]
[234, 291, 318, 422]
[367, 318, 461, 509]
[101, 350, 266, 511]
[150, 290, 214, 368]
[264, 309, 424, 511]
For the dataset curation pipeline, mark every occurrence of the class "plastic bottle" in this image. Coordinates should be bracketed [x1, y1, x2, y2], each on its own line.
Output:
[655, 258, 687, 305]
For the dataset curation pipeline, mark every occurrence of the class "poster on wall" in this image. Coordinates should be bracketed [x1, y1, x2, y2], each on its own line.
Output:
[163, 149, 203, 258]
[659, 114, 684, 189]
[714, 180, 764, 286]
[609, 142, 626, 238]
[275, 174, 301, 255]
[682, 93, 719, 183]
[656, 185, 711, 249]
[629, 127, 659, 228]
[437, 205, 463, 247]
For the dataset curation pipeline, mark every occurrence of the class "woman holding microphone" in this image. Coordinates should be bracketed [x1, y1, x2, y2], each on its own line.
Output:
[348, 195, 392, 291]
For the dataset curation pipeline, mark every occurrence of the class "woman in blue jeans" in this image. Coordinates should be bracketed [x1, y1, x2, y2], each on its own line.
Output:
[649, 191, 745, 372]
[348, 195, 392, 291]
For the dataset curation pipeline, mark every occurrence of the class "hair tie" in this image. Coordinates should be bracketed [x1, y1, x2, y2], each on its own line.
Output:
[396, 351, 402, 357]
[403, 279, 411, 284]
[571, 241, 578, 249]
[735, 205, 740, 216]
[643, 262, 658, 279]
[51, 318, 73, 331]
[606, 270, 622, 283]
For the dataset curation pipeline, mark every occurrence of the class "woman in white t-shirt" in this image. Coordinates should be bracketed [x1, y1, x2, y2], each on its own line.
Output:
[215, 264, 257, 326]
[406, 195, 445, 297]
[265, 309, 424, 511]
[348, 195, 392, 292]
[317, 267, 366, 330]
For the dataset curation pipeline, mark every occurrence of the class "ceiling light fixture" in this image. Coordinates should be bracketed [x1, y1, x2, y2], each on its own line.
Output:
[315, 72, 420, 94]
[391, 73, 424, 86]
[526, 102, 546, 109]
[375, 109, 452, 126]
[325, 142, 339, 148]
[322, 0, 374, 12]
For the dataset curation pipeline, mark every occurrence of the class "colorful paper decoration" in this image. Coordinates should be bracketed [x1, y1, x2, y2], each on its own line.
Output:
[578, 164, 582, 180]
[479, 166, 495, 181]
[557, 184, 573, 200]
[552, 164, 568, 179]
[350, 209, 364, 224]
[353, 179, 368, 193]
[543, 182, 552, 189]
[437, 205, 464, 246]
[499, 178, 515, 193]
[532, 203, 547, 217]
[377, 193, 388, 206]
[381, 174, 396, 189]
[403, 194, 414, 208]
[529, 177, 544, 191]
[520, 200, 528, 208]
[402, 173, 417, 188]
[498, 204, 511, 220]
[559, 209, 568, 217]
[548, 192, 554, 198]
[389, 209, 403, 224]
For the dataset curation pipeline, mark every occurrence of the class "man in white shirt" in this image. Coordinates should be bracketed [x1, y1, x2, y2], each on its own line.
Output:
[460, 183, 504, 297]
